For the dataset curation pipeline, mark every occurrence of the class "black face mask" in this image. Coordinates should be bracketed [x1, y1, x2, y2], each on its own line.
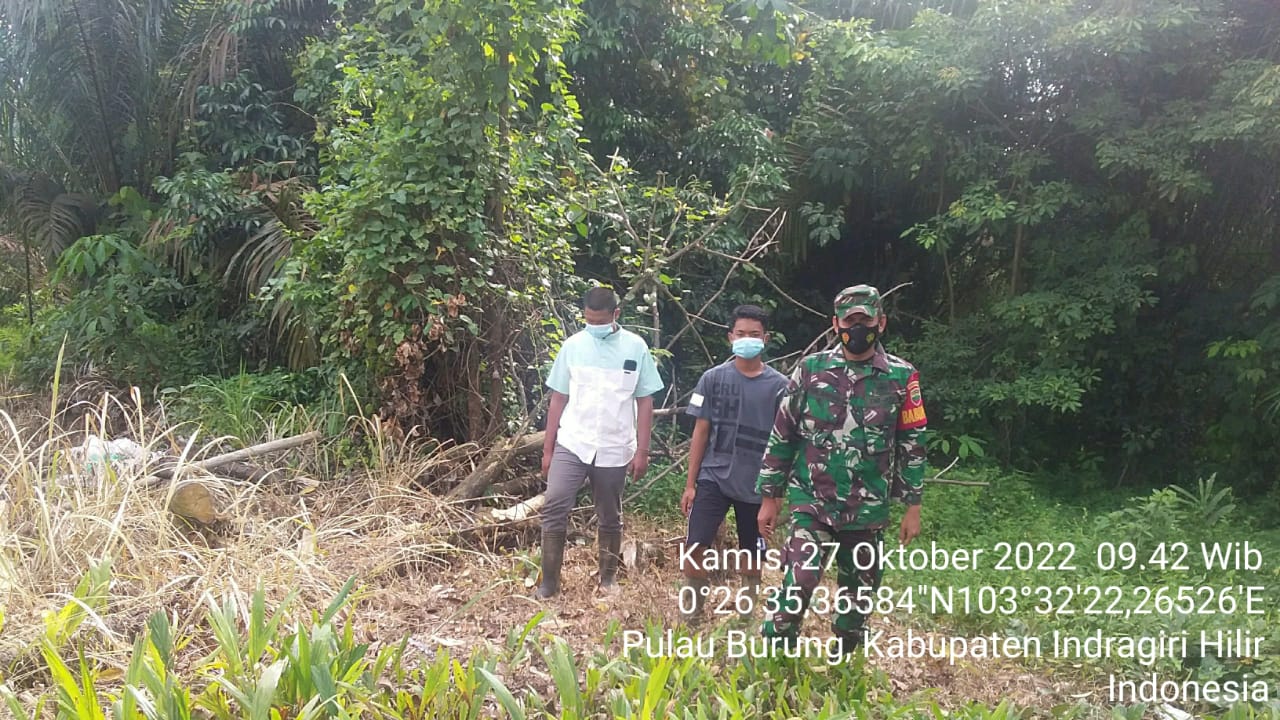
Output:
[838, 323, 880, 355]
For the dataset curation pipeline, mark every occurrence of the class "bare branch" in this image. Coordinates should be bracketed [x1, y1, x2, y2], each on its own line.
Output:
[701, 246, 828, 318]
[880, 281, 913, 299]
[664, 209, 779, 350]
[657, 282, 715, 366]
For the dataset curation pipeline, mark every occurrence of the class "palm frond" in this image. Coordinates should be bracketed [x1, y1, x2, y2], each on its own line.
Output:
[1, 0, 139, 190]
[1262, 385, 1280, 421]
[226, 218, 292, 297]
[141, 215, 198, 280]
[224, 175, 320, 370]
[3, 0, 335, 193]
[0, 164, 18, 207]
[12, 174, 98, 259]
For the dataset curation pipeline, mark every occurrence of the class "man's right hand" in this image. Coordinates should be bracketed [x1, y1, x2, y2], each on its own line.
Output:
[680, 486, 697, 516]
[541, 449, 552, 478]
[758, 497, 783, 537]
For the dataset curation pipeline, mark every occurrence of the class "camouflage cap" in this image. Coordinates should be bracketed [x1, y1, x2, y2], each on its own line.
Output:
[834, 284, 882, 320]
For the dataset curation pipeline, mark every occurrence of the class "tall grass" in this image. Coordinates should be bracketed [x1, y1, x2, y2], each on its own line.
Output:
[0, 376, 489, 709]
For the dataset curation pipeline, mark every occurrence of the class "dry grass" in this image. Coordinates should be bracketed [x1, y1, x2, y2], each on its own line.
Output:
[0, 383, 522, 689]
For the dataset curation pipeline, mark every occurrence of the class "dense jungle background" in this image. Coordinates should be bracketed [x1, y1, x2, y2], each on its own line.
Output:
[2, 0, 1279, 717]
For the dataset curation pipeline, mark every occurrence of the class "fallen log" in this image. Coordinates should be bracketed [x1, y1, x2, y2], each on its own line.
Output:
[447, 431, 544, 500]
[146, 431, 322, 487]
[217, 461, 275, 483]
[490, 474, 538, 498]
[187, 431, 322, 471]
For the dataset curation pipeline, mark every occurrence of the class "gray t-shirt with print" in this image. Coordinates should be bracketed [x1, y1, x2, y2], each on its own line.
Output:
[686, 360, 789, 503]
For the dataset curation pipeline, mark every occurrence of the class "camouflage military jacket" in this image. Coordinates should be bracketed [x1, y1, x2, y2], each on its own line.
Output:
[756, 344, 928, 531]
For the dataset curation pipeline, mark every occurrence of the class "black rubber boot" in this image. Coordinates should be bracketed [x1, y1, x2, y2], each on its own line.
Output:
[598, 529, 622, 594]
[534, 530, 566, 599]
[680, 576, 711, 625]
[835, 629, 865, 661]
[739, 573, 762, 618]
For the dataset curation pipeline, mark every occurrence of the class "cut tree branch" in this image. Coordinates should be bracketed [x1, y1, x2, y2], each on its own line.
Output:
[448, 431, 545, 500]
[145, 431, 321, 487]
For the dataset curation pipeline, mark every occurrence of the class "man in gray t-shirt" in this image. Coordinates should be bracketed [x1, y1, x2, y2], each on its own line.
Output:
[679, 305, 788, 624]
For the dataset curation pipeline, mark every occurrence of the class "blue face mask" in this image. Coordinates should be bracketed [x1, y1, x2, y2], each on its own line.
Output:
[585, 322, 616, 339]
[732, 337, 765, 359]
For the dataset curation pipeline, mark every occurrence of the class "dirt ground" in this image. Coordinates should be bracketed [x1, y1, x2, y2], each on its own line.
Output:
[339, 511, 1100, 713]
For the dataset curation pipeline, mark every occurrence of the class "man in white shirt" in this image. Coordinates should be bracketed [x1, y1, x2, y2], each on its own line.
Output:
[535, 287, 665, 599]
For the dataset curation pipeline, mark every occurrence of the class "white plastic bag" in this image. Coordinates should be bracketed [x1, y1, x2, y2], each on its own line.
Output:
[71, 435, 159, 479]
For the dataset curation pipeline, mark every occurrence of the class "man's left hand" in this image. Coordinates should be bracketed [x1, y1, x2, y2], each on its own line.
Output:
[898, 505, 921, 545]
[630, 451, 649, 481]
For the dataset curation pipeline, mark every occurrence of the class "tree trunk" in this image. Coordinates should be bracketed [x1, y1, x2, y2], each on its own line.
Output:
[943, 247, 957, 324]
[146, 431, 322, 486]
[651, 287, 660, 347]
[483, 309, 507, 438]
[467, 350, 485, 441]
[474, 7, 514, 442]
[934, 161, 955, 323]
[70, 0, 122, 193]
[21, 226, 34, 325]
[1011, 223, 1026, 296]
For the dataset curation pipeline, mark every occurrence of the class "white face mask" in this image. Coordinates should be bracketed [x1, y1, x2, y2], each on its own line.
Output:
[585, 322, 615, 339]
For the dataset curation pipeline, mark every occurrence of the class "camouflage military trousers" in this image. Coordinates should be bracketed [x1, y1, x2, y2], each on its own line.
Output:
[762, 512, 882, 648]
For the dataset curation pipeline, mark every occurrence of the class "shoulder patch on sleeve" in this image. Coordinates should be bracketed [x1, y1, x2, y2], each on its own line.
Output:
[897, 371, 927, 429]
[690, 392, 704, 408]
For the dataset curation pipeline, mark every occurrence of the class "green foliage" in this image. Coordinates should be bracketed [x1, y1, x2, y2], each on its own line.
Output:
[192, 72, 315, 176]
[578, 156, 787, 399]
[912, 472, 1279, 701]
[1200, 274, 1280, 491]
[285, 0, 586, 439]
[161, 369, 326, 441]
[567, 0, 796, 189]
[3, 0, 1280, 507]
[0, 239, 34, 309]
[927, 432, 985, 460]
[0, 0, 328, 389]
[17, 229, 249, 387]
[0, 0, 328, 196]
[627, 460, 689, 521]
[771, 0, 1280, 486]
[0, 303, 27, 378]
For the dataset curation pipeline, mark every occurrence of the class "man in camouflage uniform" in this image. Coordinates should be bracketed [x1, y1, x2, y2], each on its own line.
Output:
[756, 284, 928, 656]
